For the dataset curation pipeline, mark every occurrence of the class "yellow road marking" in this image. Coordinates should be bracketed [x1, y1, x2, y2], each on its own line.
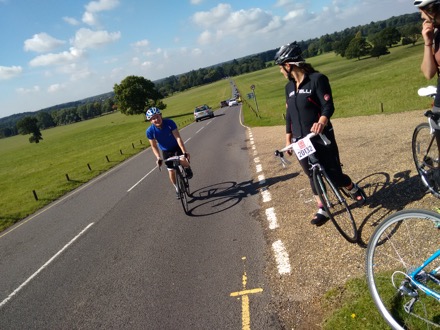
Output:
[230, 257, 263, 330]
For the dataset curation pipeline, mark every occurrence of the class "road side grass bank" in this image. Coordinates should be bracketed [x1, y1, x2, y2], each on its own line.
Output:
[0, 79, 231, 231]
[234, 43, 436, 127]
[321, 277, 390, 329]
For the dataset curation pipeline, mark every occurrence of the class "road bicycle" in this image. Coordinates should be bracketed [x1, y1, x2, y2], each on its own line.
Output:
[275, 132, 358, 243]
[412, 86, 440, 198]
[161, 155, 191, 214]
[366, 209, 440, 329]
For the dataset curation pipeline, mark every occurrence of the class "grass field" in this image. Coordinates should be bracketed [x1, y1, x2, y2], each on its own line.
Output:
[0, 42, 435, 231]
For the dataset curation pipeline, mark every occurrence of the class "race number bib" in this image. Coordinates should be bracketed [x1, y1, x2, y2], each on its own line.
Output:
[292, 136, 316, 160]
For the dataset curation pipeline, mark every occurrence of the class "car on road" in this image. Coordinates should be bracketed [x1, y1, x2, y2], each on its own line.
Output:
[220, 100, 228, 108]
[194, 104, 214, 122]
[228, 98, 238, 107]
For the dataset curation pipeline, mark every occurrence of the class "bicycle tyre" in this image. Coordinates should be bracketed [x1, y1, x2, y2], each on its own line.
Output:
[313, 169, 357, 243]
[177, 170, 189, 214]
[412, 122, 440, 198]
[366, 209, 440, 330]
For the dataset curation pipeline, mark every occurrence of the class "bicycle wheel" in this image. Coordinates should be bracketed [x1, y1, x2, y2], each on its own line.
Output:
[313, 169, 357, 243]
[177, 170, 189, 214]
[366, 209, 440, 329]
[412, 123, 440, 198]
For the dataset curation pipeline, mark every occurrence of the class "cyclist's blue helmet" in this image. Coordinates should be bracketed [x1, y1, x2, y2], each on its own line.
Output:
[146, 107, 161, 120]
[274, 42, 304, 65]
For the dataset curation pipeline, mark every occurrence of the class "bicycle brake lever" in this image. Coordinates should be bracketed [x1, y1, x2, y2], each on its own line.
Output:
[319, 133, 331, 146]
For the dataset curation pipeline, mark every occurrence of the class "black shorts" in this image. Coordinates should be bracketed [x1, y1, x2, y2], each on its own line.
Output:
[162, 147, 183, 169]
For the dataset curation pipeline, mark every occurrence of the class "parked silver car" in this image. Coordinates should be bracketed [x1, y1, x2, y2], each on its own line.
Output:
[194, 104, 214, 122]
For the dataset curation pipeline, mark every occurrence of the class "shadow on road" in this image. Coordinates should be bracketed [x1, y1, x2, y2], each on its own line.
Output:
[186, 172, 298, 217]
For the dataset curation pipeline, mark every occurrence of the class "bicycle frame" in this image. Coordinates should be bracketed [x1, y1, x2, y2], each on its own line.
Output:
[406, 249, 440, 302]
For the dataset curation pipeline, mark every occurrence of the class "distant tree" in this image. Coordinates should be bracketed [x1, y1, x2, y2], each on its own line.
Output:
[370, 44, 390, 58]
[36, 111, 55, 129]
[114, 75, 164, 115]
[16, 116, 43, 143]
[378, 27, 401, 47]
[401, 24, 421, 45]
[333, 35, 354, 57]
[345, 33, 372, 60]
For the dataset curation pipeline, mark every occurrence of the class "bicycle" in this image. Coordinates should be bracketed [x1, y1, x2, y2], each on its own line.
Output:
[412, 86, 440, 198]
[365, 209, 440, 329]
[275, 132, 358, 243]
[160, 155, 191, 214]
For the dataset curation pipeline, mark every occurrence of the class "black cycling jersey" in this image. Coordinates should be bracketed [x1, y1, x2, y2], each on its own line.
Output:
[285, 72, 334, 141]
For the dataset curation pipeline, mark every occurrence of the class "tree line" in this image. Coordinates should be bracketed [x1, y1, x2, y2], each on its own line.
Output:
[0, 12, 422, 141]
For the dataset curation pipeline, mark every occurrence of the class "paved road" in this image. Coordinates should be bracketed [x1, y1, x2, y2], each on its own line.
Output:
[0, 105, 280, 329]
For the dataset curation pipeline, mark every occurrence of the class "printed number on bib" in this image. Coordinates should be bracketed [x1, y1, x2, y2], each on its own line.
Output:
[292, 137, 316, 160]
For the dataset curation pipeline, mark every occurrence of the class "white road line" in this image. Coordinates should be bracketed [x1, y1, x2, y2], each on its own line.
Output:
[265, 207, 279, 230]
[196, 127, 204, 134]
[258, 174, 266, 184]
[272, 240, 291, 275]
[0, 223, 95, 308]
[256, 164, 262, 173]
[261, 189, 271, 203]
[127, 166, 158, 192]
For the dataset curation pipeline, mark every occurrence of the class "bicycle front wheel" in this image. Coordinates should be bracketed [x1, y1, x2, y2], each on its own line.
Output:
[412, 122, 440, 198]
[313, 169, 357, 243]
[366, 209, 440, 330]
[177, 170, 189, 214]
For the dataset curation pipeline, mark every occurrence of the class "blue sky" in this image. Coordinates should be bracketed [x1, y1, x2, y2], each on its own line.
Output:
[0, 0, 416, 119]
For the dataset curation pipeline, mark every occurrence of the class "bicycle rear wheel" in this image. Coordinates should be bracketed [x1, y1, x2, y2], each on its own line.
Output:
[412, 123, 440, 198]
[366, 209, 440, 330]
[313, 169, 357, 243]
[177, 170, 189, 214]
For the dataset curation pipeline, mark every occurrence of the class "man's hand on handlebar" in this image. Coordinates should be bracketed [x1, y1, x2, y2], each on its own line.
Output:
[156, 158, 163, 168]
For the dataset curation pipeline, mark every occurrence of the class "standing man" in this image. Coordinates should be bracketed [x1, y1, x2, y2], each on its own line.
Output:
[146, 107, 193, 198]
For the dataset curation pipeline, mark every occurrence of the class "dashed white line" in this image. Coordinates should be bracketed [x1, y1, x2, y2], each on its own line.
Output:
[249, 128, 291, 276]
[265, 207, 279, 230]
[272, 240, 291, 275]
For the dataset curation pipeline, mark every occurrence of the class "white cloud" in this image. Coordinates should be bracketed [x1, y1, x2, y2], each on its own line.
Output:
[29, 48, 85, 67]
[63, 16, 80, 25]
[48, 83, 66, 93]
[71, 28, 121, 49]
[192, 3, 231, 27]
[0, 66, 23, 80]
[132, 39, 149, 48]
[193, 4, 281, 44]
[190, 0, 203, 4]
[85, 0, 119, 12]
[83, 0, 120, 26]
[17, 86, 40, 94]
[24, 33, 65, 53]
[82, 11, 97, 25]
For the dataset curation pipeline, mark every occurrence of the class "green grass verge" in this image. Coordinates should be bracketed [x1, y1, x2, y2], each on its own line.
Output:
[321, 277, 390, 329]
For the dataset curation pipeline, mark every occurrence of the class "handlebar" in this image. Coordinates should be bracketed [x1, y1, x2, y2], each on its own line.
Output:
[274, 133, 331, 167]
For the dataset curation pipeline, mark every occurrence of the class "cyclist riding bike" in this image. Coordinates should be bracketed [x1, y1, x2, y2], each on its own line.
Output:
[146, 107, 193, 199]
[274, 41, 366, 226]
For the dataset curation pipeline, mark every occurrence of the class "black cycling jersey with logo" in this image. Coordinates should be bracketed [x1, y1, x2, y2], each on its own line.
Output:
[285, 72, 335, 141]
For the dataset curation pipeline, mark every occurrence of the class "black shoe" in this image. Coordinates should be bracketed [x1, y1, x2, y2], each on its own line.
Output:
[175, 191, 181, 199]
[185, 167, 193, 179]
[311, 208, 329, 226]
[348, 183, 367, 206]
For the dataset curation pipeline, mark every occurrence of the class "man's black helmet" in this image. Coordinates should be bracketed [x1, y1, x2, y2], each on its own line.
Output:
[274, 42, 304, 65]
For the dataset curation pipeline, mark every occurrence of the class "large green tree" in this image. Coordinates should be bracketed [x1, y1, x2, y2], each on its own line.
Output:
[16, 116, 43, 143]
[113, 75, 164, 115]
